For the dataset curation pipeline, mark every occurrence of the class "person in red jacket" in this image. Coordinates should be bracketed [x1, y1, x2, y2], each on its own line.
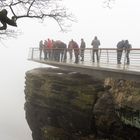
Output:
[47, 38, 53, 60]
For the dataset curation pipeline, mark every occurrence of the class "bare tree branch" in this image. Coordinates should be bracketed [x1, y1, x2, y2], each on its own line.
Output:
[0, 29, 21, 39]
[103, 0, 115, 8]
[0, 0, 75, 31]
[0, 0, 76, 39]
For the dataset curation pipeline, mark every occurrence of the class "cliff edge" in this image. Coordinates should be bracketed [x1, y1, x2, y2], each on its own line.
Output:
[24, 67, 140, 140]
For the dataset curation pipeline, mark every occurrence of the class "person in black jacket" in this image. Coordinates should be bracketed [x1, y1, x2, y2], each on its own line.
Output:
[124, 40, 132, 64]
[116, 40, 125, 64]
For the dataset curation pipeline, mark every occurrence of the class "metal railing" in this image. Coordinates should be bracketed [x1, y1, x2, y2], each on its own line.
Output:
[28, 48, 140, 72]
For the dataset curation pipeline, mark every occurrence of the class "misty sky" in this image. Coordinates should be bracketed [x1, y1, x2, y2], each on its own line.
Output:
[2, 0, 140, 50]
[0, 1, 140, 139]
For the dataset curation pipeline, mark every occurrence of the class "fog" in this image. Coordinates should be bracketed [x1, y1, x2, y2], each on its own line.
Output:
[0, 0, 140, 139]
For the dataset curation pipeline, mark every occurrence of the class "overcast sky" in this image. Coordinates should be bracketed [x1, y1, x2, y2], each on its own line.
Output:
[0, 1, 140, 140]
[3, 0, 140, 49]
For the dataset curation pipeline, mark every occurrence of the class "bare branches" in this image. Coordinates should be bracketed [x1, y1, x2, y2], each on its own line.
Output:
[0, 29, 21, 39]
[0, 0, 76, 39]
[0, 0, 75, 32]
[103, 0, 115, 8]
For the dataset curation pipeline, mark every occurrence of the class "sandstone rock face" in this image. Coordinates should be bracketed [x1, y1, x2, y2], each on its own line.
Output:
[24, 68, 104, 140]
[24, 68, 140, 140]
[104, 78, 140, 130]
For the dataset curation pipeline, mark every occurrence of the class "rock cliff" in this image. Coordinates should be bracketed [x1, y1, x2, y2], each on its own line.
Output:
[24, 67, 140, 140]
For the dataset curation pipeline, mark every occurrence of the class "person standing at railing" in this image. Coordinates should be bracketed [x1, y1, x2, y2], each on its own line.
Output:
[124, 40, 132, 65]
[39, 40, 44, 60]
[51, 40, 55, 60]
[116, 40, 125, 64]
[91, 36, 100, 63]
[69, 39, 79, 63]
[68, 39, 74, 60]
[52, 40, 67, 62]
[80, 38, 86, 61]
[43, 40, 48, 60]
[47, 38, 53, 60]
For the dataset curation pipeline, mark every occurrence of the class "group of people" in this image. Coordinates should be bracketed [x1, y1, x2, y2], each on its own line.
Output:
[39, 38, 86, 63]
[39, 39, 67, 62]
[39, 36, 132, 65]
[67, 38, 86, 63]
[117, 40, 132, 64]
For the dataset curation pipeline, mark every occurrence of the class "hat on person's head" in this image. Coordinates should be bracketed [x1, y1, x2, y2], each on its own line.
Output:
[94, 36, 97, 39]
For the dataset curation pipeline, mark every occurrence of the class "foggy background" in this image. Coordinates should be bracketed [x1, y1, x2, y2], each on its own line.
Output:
[0, 0, 140, 139]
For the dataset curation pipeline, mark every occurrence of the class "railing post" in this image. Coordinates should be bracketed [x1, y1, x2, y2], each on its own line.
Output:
[28, 47, 140, 72]
[123, 51, 127, 70]
[107, 49, 109, 63]
[90, 48, 92, 61]
[99, 48, 102, 62]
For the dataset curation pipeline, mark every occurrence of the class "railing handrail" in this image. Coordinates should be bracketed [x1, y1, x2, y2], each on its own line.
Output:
[29, 47, 140, 50]
[28, 47, 140, 72]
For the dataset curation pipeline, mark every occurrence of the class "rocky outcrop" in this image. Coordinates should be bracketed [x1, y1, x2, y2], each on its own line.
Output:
[24, 67, 104, 140]
[104, 78, 140, 129]
[24, 68, 140, 140]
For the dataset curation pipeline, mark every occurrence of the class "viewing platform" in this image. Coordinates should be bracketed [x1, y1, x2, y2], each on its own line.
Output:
[28, 47, 140, 82]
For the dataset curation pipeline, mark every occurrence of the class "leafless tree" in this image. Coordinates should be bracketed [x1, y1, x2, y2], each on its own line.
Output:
[0, 29, 21, 39]
[0, 0, 75, 37]
[103, 0, 115, 8]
